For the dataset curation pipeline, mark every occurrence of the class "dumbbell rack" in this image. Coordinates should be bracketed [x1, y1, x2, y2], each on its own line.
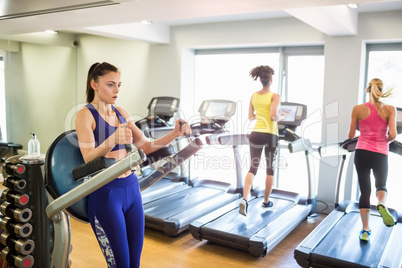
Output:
[0, 138, 199, 267]
[1, 155, 53, 268]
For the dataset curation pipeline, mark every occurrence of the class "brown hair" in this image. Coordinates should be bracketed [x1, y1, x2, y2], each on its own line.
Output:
[86, 62, 119, 103]
[249, 65, 274, 86]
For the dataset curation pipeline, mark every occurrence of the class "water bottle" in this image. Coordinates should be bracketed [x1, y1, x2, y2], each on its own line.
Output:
[28, 133, 40, 158]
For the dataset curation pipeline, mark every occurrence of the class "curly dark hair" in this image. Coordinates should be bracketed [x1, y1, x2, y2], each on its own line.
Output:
[249, 65, 274, 86]
[86, 62, 119, 103]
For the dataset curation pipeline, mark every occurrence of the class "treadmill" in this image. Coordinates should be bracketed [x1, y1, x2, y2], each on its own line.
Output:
[143, 99, 242, 236]
[294, 138, 402, 268]
[190, 102, 317, 257]
[135, 96, 191, 204]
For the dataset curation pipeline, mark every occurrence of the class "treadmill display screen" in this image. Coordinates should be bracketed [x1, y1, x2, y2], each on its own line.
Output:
[277, 105, 297, 123]
[205, 102, 228, 117]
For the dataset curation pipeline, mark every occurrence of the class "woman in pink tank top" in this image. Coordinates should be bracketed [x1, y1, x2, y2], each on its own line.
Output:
[348, 78, 397, 242]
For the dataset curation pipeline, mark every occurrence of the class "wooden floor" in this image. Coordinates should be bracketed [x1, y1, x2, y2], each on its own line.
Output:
[69, 213, 325, 268]
[0, 170, 325, 267]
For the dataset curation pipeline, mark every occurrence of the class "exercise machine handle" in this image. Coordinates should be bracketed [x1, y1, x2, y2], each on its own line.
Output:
[45, 148, 146, 220]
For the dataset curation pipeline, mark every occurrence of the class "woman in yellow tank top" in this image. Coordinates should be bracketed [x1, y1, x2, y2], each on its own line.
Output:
[239, 65, 280, 216]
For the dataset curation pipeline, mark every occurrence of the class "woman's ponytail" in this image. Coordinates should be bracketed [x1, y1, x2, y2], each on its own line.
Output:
[367, 78, 392, 114]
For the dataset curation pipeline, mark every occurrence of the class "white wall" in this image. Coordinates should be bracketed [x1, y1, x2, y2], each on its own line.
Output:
[4, 43, 77, 151]
[75, 35, 153, 124]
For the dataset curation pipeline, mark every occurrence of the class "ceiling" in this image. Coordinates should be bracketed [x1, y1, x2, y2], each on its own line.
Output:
[0, 0, 402, 44]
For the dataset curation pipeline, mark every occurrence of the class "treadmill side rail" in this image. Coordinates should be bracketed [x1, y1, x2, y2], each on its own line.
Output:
[189, 198, 243, 240]
[139, 138, 203, 191]
[250, 204, 311, 257]
[378, 223, 402, 268]
[294, 210, 344, 267]
[163, 192, 241, 236]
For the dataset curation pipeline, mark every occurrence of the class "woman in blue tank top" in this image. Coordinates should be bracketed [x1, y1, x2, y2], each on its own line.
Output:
[75, 62, 191, 268]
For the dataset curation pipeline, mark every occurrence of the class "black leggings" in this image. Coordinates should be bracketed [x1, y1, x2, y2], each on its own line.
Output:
[354, 149, 388, 209]
[248, 132, 279, 176]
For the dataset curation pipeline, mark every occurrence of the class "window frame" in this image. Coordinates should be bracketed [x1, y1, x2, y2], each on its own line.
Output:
[364, 42, 402, 103]
[193, 45, 324, 194]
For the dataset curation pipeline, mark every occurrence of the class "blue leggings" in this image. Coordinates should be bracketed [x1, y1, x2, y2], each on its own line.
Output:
[87, 173, 144, 268]
[354, 149, 388, 209]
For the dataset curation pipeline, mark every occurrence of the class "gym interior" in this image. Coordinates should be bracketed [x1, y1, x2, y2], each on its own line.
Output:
[0, 1, 402, 267]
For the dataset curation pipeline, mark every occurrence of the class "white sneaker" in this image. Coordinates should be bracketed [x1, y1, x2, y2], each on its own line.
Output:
[239, 199, 248, 216]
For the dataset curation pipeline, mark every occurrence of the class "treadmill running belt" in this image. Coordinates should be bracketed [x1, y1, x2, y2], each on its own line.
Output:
[143, 187, 225, 218]
[311, 212, 393, 267]
[203, 197, 295, 238]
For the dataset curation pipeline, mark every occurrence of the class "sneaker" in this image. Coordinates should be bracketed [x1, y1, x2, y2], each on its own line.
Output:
[359, 229, 371, 241]
[377, 202, 395, 227]
[262, 201, 274, 208]
[239, 199, 248, 216]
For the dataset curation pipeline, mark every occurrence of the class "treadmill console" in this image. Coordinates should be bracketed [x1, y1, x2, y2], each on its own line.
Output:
[277, 102, 307, 141]
[135, 96, 180, 129]
[192, 99, 236, 136]
[277, 102, 307, 130]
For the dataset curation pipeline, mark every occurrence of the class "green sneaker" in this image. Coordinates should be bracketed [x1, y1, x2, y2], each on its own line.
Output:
[377, 202, 395, 227]
[359, 229, 371, 241]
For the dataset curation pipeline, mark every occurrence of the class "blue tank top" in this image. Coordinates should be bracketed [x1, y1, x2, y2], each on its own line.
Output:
[86, 103, 127, 151]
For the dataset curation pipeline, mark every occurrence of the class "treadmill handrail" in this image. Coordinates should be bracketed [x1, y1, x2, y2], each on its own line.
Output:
[205, 133, 249, 191]
[338, 137, 401, 155]
[138, 138, 204, 191]
[206, 133, 249, 147]
[46, 149, 146, 219]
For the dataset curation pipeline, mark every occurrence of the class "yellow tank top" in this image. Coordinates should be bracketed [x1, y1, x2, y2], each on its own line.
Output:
[251, 92, 278, 135]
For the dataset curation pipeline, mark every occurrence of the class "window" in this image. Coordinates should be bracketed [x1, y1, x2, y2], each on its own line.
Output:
[365, 43, 402, 108]
[192, 51, 279, 187]
[191, 46, 324, 195]
[0, 54, 6, 141]
[277, 48, 324, 193]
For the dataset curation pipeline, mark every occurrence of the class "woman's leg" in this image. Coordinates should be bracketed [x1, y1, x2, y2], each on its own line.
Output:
[239, 132, 263, 216]
[263, 134, 278, 205]
[125, 182, 145, 268]
[87, 175, 143, 268]
[359, 208, 370, 231]
[264, 175, 273, 204]
[88, 187, 130, 268]
[373, 152, 388, 203]
[372, 153, 394, 227]
[243, 172, 255, 201]
[354, 150, 372, 231]
[244, 132, 264, 200]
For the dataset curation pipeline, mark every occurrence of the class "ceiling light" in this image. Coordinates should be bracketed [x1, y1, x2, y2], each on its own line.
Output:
[140, 20, 152, 25]
[44, 30, 59, 35]
[347, 3, 359, 9]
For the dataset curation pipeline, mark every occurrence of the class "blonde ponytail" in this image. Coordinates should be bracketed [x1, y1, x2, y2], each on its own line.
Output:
[367, 78, 392, 115]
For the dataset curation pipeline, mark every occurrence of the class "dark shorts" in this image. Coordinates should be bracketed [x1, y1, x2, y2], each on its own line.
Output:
[248, 131, 279, 176]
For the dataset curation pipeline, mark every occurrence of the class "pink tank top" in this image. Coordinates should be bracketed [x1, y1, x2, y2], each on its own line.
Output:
[356, 102, 389, 155]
